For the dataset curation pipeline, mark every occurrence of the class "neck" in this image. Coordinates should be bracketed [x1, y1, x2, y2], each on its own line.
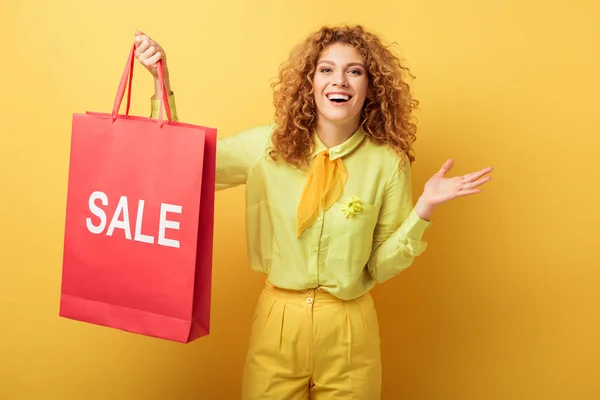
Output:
[316, 117, 360, 148]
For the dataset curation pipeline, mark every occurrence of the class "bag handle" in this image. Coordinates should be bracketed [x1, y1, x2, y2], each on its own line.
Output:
[111, 43, 173, 127]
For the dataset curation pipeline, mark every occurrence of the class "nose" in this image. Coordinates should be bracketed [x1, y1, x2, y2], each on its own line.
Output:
[332, 71, 348, 87]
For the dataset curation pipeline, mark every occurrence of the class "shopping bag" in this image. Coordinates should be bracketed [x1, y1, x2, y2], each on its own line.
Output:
[59, 42, 217, 343]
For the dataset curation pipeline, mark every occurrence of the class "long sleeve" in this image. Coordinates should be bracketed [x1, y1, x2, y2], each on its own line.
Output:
[150, 94, 179, 121]
[150, 94, 271, 191]
[215, 124, 273, 191]
[367, 159, 432, 283]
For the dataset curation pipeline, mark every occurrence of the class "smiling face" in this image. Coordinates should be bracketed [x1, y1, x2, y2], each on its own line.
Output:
[313, 43, 369, 132]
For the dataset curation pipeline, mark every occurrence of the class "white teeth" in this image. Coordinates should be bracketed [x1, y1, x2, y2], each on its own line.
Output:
[327, 94, 350, 101]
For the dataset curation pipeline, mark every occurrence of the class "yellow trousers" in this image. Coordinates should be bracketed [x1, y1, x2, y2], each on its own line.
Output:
[241, 281, 382, 399]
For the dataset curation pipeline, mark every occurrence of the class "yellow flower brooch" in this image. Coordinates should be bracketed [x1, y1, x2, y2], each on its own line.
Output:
[340, 196, 363, 218]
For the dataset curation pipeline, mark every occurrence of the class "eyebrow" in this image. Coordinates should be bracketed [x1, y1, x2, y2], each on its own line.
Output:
[317, 60, 365, 68]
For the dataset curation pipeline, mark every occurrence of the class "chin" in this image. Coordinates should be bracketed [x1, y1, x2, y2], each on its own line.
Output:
[320, 112, 359, 124]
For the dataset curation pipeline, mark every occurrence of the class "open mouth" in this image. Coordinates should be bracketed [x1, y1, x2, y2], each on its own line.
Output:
[327, 93, 352, 104]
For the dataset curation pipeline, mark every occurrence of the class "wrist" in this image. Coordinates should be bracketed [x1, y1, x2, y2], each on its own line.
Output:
[415, 196, 435, 221]
[153, 68, 169, 82]
[153, 75, 172, 98]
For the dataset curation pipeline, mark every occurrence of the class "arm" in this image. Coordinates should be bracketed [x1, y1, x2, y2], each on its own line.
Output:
[150, 94, 271, 191]
[136, 29, 274, 192]
[367, 159, 432, 283]
[367, 156, 494, 282]
[133, 30, 178, 122]
[214, 124, 272, 191]
[150, 93, 179, 122]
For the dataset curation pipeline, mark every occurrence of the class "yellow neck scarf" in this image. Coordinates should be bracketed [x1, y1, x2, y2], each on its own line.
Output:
[296, 149, 348, 237]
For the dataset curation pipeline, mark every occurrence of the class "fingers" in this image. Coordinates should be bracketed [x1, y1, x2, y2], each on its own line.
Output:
[462, 175, 491, 190]
[436, 158, 454, 177]
[134, 33, 161, 53]
[133, 30, 167, 74]
[135, 32, 150, 47]
[141, 44, 158, 60]
[456, 188, 483, 197]
[143, 51, 163, 68]
[135, 41, 162, 69]
[135, 40, 156, 67]
[136, 38, 159, 55]
[135, 39, 151, 55]
[463, 166, 493, 182]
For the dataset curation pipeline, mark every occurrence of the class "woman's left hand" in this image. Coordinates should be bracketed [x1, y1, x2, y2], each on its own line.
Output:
[415, 159, 493, 220]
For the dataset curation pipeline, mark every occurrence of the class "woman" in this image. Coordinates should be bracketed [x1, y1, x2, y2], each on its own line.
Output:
[134, 25, 492, 399]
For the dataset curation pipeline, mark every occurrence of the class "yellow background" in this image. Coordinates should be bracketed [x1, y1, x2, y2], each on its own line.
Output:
[1, 0, 599, 398]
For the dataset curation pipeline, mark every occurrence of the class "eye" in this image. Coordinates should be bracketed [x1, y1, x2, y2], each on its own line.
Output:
[320, 67, 332, 73]
[348, 69, 363, 75]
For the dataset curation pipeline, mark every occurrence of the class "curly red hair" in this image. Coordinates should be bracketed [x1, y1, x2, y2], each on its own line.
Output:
[269, 25, 419, 168]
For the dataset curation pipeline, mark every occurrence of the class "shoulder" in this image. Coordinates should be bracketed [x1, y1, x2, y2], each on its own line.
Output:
[361, 138, 412, 179]
[223, 122, 275, 142]
[218, 122, 275, 152]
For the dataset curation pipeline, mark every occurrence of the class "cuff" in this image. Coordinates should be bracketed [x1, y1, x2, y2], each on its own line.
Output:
[150, 93, 179, 121]
[397, 208, 432, 242]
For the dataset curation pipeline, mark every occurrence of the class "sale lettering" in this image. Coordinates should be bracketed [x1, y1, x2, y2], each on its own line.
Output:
[85, 191, 182, 248]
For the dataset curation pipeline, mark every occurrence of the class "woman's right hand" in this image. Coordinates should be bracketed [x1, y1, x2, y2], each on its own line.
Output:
[134, 30, 172, 96]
